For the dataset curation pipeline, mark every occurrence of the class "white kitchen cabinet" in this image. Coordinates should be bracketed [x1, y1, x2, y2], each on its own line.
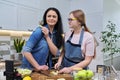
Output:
[0, 0, 42, 31]
[17, 6, 40, 31]
[0, 0, 70, 31]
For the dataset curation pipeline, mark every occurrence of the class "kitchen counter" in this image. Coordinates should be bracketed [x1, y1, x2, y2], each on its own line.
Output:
[0, 60, 22, 68]
[31, 70, 120, 80]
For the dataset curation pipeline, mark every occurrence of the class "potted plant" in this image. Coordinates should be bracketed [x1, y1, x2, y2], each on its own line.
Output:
[100, 21, 120, 65]
[14, 38, 25, 60]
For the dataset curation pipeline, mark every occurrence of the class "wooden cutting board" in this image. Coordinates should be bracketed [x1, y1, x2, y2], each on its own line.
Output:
[31, 70, 73, 80]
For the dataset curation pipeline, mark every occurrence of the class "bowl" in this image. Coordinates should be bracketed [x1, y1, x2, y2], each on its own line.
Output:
[17, 68, 32, 77]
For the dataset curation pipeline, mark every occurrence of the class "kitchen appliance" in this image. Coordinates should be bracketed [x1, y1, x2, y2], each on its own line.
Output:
[4, 60, 22, 80]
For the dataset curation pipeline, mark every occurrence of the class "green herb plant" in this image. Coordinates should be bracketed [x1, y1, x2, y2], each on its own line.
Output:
[100, 21, 120, 65]
[14, 38, 25, 53]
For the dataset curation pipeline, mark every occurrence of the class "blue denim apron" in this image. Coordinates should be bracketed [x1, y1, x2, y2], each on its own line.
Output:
[62, 29, 88, 69]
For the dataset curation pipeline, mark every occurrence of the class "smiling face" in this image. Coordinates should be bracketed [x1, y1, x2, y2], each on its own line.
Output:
[46, 10, 58, 27]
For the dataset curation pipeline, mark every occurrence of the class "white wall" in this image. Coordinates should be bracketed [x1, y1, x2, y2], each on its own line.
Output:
[103, 0, 120, 32]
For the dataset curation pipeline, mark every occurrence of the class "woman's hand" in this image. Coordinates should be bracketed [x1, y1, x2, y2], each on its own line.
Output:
[58, 67, 72, 74]
[41, 27, 49, 38]
[35, 65, 48, 71]
[39, 65, 49, 70]
[54, 62, 61, 70]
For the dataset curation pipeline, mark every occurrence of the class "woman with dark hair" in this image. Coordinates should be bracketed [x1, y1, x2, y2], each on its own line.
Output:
[54, 9, 97, 73]
[21, 7, 64, 71]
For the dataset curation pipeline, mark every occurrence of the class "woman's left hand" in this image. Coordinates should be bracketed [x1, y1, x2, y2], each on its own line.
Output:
[58, 67, 72, 74]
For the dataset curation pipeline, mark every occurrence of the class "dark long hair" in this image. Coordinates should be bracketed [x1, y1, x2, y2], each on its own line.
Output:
[42, 7, 64, 49]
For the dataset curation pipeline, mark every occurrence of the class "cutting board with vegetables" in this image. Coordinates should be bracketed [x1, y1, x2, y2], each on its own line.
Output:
[31, 70, 73, 80]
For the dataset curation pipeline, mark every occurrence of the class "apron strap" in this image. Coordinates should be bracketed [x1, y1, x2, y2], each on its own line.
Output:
[68, 31, 74, 41]
[79, 28, 84, 45]
[67, 28, 84, 45]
